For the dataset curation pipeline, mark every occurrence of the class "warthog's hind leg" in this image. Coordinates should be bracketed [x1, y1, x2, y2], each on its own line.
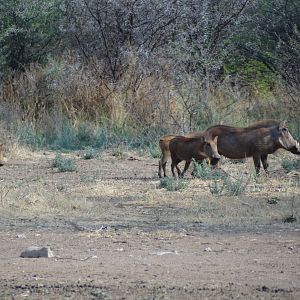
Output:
[158, 159, 168, 178]
[253, 155, 261, 175]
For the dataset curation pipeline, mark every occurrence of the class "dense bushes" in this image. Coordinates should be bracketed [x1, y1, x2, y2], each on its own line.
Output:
[0, 0, 299, 148]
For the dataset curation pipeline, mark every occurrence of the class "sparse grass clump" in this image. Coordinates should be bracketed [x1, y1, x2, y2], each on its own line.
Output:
[209, 180, 225, 195]
[281, 158, 300, 172]
[52, 153, 77, 172]
[223, 176, 250, 196]
[209, 175, 250, 196]
[192, 159, 224, 180]
[158, 178, 188, 191]
[82, 147, 99, 160]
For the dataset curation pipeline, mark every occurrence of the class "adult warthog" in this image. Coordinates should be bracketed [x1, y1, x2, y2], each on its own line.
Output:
[169, 136, 220, 178]
[203, 121, 300, 175]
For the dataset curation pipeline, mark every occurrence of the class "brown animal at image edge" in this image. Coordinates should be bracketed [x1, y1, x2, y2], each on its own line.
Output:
[0, 144, 4, 166]
[169, 135, 220, 178]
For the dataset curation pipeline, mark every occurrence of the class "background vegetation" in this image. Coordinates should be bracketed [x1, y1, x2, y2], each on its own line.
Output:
[1, 0, 300, 150]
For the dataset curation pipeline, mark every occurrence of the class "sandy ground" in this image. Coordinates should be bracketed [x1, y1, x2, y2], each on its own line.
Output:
[0, 148, 299, 299]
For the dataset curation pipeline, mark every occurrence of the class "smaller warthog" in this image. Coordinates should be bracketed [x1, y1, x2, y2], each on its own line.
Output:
[169, 136, 220, 178]
[158, 132, 203, 178]
[204, 121, 300, 174]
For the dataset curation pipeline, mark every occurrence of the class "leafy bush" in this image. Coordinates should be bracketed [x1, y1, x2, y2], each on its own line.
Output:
[209, 175, 250, 196]
[158, 178, 188, 191]
[82, 147, 99, 160]
[281, 158, 300, 172]
[52, 154, 77, 172]
[148, 144, 161, 158]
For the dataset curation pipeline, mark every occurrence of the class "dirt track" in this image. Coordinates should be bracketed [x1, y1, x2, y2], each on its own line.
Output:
[0, 149, 299, 299]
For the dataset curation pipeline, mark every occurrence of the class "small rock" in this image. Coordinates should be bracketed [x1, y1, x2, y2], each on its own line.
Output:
[288, 246, 294, 250]
[16, 234, 26, 239]
[20, 246, 54, 258]
[204, 247, 212, 252]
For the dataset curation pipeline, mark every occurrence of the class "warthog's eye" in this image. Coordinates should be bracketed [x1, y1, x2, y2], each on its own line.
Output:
[282, 127, 288, 133]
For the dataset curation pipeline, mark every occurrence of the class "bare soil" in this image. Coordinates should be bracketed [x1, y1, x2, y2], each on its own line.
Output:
[0, 148, 299, 299]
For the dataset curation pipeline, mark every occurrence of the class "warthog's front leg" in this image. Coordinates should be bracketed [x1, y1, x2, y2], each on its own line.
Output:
[180, 161, 191, 178]
[253, 155, 261, 175]
[171, 157, 181, 178]
[261, 154, 269, 175]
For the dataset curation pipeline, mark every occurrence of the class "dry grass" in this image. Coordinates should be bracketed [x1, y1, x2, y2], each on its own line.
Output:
[0, 147, 299, 232]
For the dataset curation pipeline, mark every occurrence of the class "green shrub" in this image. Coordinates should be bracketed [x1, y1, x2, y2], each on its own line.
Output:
[148, 144, 161, 158]
[158, 178, 188, 191]
[209, 179, 225, 195]
[55, 121, 77, 150]
[52, 154, 77, 172]
[82, 147, 99, 160]
[14, 122, 45, 150]
[281, 158, 300, 172]
[192, 159, 224, 180]
[76, 123, 95, 146]
[223, 176, 250, 196]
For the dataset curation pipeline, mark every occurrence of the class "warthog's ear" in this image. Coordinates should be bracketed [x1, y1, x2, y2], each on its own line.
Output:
[279, 120, 287, 129]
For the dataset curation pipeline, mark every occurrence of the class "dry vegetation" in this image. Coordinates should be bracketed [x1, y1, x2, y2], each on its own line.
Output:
[0, 145, 299, 299]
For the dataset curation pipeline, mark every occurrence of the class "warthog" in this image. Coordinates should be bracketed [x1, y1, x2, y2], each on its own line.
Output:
[158, 132, 203, 178]
[0, 144, 3, 166]
[203, 121, 300, 175]
[169, 135, 220, 178]
[158, 120, 288, 177]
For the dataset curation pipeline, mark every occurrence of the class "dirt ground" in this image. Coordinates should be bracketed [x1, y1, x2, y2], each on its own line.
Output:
[0, 147, 299, 299]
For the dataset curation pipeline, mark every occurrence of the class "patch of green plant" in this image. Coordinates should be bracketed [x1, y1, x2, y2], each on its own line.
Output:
[80, 174, 97, 183]
[82, 147, 99, 160]
[55, 120, 77, 150]
[14, 122, 46, 150]
[148, 144, 161, 158]
[192, 159, 224, 180]
[223, 176, 250, 196]
[281, 158, 300, 172]
[111, 147, 125, 158]
[76, 123, 95, 147]
[209, 179, 225, 195]
[158, 178, 188, 191]
[52, 153, 77, 172]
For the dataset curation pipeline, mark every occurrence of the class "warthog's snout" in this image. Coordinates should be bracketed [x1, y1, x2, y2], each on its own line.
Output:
[290, 140, 300, 154]
[213, 152, 221, 159]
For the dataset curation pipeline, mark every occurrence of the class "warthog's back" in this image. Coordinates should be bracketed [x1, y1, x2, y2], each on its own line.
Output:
[170, 137, 205, 161]
[216, 127, 280, 159]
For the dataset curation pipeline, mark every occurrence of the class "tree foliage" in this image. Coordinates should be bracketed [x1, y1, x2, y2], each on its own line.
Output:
[0, 0, 62, 76]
